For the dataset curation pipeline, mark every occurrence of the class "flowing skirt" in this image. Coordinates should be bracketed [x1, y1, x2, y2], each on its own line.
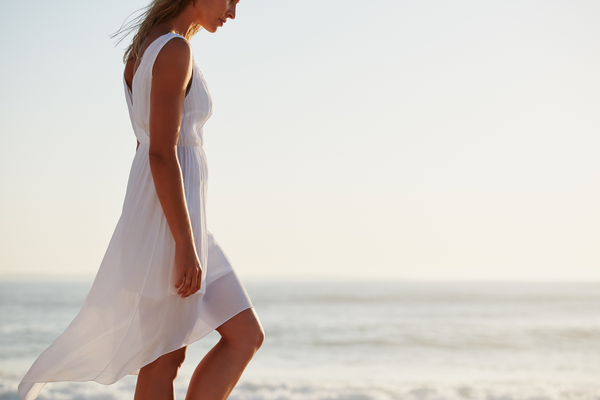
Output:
[18, 143, 253, 400]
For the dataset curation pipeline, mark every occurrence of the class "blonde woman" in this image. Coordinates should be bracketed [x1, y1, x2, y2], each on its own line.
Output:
[18, 1, 264, 399]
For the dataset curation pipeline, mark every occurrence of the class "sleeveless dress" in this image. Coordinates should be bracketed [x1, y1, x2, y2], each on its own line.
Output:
[18, 32, 254, 400]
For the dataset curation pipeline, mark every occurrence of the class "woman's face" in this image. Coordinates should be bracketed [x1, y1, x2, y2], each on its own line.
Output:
[192, 0, 239, 33]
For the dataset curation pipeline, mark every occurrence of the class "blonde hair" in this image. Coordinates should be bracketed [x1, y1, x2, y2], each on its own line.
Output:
[112, 0, 201, 63]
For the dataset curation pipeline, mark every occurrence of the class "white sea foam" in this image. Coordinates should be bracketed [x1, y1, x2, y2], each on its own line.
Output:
[2, 377, 600, 400]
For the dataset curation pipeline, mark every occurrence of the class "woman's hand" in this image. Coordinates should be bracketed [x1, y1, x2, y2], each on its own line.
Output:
[175, 242, 202, 298]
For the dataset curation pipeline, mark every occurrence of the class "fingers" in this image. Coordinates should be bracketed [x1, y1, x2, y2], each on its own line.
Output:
[177, 273, 188, 296]
[179, 268, 202, 298]
[196, 269, 202, 292]
[175, 273, 184, 290]
[186, 271, 198, 298]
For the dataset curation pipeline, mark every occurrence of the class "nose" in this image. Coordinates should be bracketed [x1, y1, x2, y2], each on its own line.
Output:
[227, 5, 236, 19]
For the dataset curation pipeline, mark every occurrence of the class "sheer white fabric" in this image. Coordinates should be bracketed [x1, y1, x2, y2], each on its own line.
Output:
[18, 33, 253, 400]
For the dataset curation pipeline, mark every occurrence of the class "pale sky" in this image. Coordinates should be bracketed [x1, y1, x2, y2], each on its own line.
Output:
[1, 0, 599, 281]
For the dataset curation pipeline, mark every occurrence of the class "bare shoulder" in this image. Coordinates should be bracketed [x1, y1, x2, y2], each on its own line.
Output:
[153, 37, 193, 77]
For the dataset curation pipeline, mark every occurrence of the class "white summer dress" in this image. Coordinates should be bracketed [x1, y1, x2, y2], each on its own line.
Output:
[18, 32, 254, 400]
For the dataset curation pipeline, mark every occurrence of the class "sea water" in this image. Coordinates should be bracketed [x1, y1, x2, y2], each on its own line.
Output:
[0, 280, 599, 400]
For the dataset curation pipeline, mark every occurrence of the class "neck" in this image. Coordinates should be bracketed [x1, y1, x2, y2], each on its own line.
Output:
[159, 4, 199, 38]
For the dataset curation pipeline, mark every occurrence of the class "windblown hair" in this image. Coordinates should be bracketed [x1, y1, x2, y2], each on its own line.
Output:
[112, 0, 201, 63]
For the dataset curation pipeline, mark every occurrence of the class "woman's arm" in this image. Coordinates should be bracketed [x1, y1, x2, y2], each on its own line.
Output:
[148, 38, 200, 299]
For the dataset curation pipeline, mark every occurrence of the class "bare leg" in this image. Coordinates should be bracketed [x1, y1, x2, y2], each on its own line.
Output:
[185, 308, 264, 400]
[134, 347, 187, 400]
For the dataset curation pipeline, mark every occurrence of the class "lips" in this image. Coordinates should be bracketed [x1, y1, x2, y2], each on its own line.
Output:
[219, 19, 226, 26]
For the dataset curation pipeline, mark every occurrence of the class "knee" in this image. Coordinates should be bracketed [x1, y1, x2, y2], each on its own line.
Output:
[252, 324, 265, 351]
[218, 308, 265, 355]
[170, 348, 187, 372]
[242, 324, 265, 354]
[166, 348, 187, 379]
[141, 347, 186, 381]
[224, 322, 265, 355]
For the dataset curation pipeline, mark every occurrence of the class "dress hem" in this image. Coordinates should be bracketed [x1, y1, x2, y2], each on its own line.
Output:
[18, 304, 255, 400]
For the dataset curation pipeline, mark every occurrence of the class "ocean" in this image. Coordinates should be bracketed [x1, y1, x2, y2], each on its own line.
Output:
[1, 279, 599, 400]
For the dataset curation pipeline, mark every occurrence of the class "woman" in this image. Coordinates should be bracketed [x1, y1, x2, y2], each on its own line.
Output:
[18, 0, 264, 399]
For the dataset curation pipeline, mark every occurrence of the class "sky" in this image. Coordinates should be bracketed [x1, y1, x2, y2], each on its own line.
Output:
[0, 0, 599, 281]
